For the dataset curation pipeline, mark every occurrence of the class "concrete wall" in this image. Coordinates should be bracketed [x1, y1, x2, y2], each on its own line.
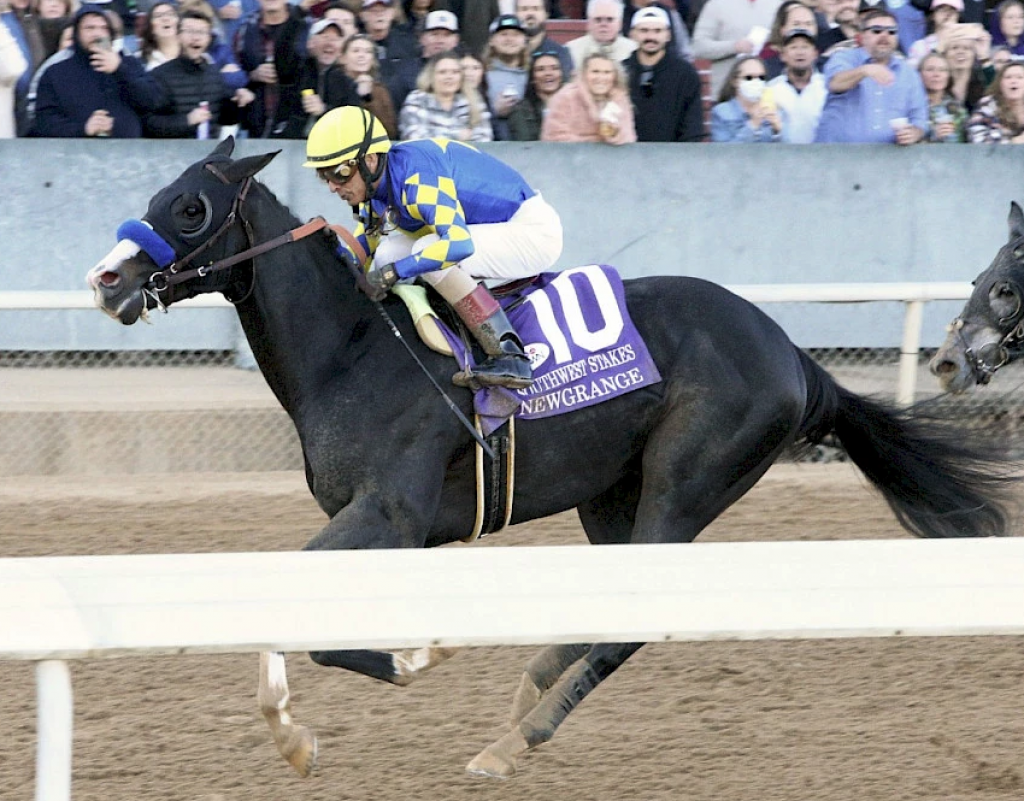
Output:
[2, 139, 1021, 349]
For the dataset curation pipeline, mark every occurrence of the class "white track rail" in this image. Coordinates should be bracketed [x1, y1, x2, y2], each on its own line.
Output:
[0, 282, 973, 405]
[4, 538, 1024, 800]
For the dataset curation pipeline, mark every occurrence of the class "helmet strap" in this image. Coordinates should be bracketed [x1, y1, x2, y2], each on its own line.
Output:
[358, 152, 387, 203]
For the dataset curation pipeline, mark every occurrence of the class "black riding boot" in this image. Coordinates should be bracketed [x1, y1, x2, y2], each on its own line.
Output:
[451, 286, 533, 390]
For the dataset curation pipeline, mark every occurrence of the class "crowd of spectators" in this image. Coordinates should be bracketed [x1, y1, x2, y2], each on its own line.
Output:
[0, 0, 1019, 143]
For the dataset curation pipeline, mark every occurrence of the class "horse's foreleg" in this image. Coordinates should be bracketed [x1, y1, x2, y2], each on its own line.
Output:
[258, 652, 319, 777]
[508, 643, 591, 726]
[309, 647, 458, 685]
[468, 642, 644, 778]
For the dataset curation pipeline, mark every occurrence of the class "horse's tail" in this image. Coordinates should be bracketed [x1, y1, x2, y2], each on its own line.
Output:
[795, 349, 1018, 539]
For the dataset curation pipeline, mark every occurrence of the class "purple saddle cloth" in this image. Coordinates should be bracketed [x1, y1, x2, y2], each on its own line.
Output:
[441, 265, 662, 437]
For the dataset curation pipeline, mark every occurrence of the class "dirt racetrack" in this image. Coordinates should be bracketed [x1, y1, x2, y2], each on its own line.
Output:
[2, 464, 1024, 801]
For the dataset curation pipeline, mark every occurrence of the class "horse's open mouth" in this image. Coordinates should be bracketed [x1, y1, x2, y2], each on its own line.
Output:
[94, 270, 121, 289]
[90, 282, 146, 325]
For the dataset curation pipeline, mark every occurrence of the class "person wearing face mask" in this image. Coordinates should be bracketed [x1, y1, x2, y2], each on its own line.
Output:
[710, 54, 781, 140]
[814, 8, 928, 142]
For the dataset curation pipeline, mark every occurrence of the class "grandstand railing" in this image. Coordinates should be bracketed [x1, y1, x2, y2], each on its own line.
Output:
[0, 282, 972, 405]
[7, 538, 1024, 801]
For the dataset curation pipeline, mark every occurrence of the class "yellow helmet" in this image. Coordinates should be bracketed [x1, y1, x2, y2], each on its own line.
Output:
[303, 107, 392, 169]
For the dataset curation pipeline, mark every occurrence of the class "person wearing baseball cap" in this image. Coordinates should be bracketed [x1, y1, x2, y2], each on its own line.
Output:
[766, 28, 827, 142]
[624, 5, 703, 141]
[485, 13, 529, 139]
[278, 16, 360, 138]
[420, 9, 460, 59]
[624, 2, 693, 61]
[906, 0, 963, 66]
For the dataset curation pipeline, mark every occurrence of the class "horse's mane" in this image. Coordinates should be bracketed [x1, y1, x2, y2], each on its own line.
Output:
[247, 178, 357, 299]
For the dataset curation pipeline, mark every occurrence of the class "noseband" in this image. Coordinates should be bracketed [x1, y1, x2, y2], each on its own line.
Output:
[143, 166, 327, 308]
[948, 277, 1024, 384]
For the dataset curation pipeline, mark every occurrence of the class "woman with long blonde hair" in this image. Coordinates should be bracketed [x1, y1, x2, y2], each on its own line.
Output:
[399, 49, 493, 141]
[541, 51, 636, 144]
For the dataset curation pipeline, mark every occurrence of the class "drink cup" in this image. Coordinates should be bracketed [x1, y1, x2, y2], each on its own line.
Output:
[889, 117, 909, 131]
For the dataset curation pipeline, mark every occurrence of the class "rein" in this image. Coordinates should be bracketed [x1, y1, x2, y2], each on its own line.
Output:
[140, 165, 495, 457]
[146, 172, 328, 297]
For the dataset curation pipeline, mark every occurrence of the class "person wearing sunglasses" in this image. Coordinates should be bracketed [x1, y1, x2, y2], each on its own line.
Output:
[304, 105, 563, 390]
[710, 55, 781, 140]
[815, 8, 928, 142]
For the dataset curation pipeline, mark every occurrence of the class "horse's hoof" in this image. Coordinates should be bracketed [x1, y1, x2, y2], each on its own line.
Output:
[466, 729, 528, 779]
[466, 747, 517, 779]
[508, 674, 542, 727]
[283, 726, 319, 778]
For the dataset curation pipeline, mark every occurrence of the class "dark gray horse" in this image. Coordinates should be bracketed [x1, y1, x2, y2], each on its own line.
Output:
[87, 140, 1016, 779]
[932, 202, 1024, 393]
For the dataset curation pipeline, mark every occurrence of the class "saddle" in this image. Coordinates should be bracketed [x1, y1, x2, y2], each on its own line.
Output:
[393, 279, 537, 358]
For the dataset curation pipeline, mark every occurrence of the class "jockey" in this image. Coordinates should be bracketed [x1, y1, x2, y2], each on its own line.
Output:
[303, 106, 563, 390]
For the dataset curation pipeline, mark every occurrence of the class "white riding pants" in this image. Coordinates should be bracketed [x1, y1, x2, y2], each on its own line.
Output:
[372, 193, 563, 284]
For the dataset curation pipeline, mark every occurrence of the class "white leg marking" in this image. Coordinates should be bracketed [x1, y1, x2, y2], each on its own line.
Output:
[258, 651, 318, 777]
[390, 647, 459, 685]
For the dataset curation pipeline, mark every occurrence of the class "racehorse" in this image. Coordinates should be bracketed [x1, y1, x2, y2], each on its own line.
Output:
[932, 201, 1024, 393]
[87, 139, 1016, 780]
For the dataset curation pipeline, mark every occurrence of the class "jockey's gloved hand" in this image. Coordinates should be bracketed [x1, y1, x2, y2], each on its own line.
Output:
[363, 262, 399, 302]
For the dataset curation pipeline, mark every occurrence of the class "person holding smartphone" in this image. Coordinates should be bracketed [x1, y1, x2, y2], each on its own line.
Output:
[33, 3, 164, 136]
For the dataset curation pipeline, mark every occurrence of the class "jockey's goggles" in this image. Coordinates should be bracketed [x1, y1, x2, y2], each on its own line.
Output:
[317, 159, 360, 186]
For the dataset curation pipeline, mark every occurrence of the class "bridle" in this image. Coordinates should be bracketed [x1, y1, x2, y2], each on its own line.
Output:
[948, 273, 1024, 384]
[142, 165, 328, 309]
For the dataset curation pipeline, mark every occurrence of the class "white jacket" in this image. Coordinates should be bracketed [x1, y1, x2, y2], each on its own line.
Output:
[0, 20, 27, 139]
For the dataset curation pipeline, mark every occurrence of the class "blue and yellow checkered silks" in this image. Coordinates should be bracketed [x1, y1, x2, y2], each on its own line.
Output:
[335, 139, 537, 279]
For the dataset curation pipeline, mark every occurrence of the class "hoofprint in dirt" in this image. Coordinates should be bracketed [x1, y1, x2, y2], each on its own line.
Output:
[0, 464, 1022, 801]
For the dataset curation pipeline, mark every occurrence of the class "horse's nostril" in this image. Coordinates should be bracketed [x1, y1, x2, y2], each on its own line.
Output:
[931, 359, 957, 377]
[98, 271, 120, 287]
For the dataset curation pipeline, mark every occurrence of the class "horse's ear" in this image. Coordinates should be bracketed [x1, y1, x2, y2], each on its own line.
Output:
[218, 151, 281, 184]
[212, 136, 235, 158]
[1009, 202, 1024, 243]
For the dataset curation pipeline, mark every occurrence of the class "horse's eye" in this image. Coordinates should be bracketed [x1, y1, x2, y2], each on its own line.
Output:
[179, 193, 212, 239]
[1015, 248, 1024, 260]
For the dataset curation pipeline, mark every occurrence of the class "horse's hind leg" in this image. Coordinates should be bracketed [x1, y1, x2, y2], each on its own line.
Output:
[468, 641, 644, 778]
[506, 473, 640, 726]
[508, 643, 591, 726]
